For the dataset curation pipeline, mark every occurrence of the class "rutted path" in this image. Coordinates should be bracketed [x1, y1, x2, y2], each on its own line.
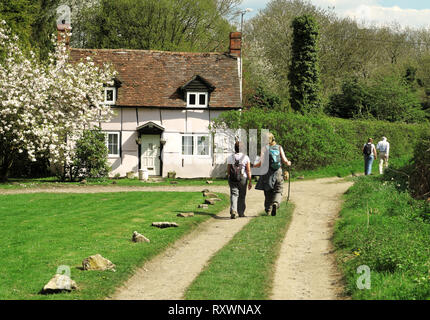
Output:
[110, 185, 265, 300]
[270, 177, 353, 300]
[1, 177, 353, 300]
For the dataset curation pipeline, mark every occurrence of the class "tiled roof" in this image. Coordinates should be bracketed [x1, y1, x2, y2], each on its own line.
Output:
[69, 48, 241, 109]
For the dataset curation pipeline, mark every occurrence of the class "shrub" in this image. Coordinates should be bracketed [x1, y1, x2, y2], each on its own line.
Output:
[59, 127, 110, 181]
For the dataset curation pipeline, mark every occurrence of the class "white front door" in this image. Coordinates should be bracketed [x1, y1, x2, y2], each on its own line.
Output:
[141, 134, 161, 176]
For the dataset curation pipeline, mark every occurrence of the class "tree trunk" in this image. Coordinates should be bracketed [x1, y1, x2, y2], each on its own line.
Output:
[0, 157, 13, 182]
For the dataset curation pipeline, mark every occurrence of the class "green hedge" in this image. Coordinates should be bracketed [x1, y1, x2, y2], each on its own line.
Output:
[410, 135, 430, 199]
[212, 109, 429, 171]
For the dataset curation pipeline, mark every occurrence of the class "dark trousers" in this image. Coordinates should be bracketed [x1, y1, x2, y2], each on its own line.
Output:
[264, 169, 284, 213]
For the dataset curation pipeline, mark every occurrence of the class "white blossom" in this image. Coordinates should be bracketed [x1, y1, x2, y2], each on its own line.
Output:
[0, 21, 117, 173]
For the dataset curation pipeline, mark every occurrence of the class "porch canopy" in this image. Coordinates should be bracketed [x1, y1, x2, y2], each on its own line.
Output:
[137, 121, 165, 134]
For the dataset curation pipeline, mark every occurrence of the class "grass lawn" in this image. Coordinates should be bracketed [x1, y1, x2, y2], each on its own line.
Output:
[0, 177, 229, 190]
[184, 201, 294, 300]
[0, 191, 228, 300]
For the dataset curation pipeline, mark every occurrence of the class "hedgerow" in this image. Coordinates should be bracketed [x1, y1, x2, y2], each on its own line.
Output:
[212, 108, 429, 171]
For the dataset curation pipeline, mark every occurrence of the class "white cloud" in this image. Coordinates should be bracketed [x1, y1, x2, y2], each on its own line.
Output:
[240, 0, 430, 29]
[311, 0, 430, 29]
[343, 5, 430, 29]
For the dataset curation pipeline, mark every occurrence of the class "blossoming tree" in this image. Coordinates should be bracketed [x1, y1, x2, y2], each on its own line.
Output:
[0, 21, 117, 181]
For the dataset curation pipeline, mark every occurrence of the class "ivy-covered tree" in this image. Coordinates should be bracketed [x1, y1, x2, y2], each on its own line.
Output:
[288, 14, 322, 114]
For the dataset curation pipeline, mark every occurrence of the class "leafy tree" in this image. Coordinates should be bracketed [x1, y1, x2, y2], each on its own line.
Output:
[288, 14, 321, 114]
[244, 84, 283, 110]
[326, 74, 427, 123]
[326, 77, 370, 119]
[0, 0, 36, 48]
[74, 0, 240, 52]
[367, 75, 426, 123]
[0, 0, 60, 59]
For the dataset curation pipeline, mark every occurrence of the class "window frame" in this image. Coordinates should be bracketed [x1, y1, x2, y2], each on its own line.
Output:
[103, 87, 117, 105]
[182, 134, 211, 157]
[106, 131, 121, 158]
[186, 91, 208, 108]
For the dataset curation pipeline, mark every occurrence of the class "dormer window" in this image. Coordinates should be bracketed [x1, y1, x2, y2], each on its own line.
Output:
[103, 87, 117, 105]
[180, 75, 215, 109]
[187, 92, 208, 108]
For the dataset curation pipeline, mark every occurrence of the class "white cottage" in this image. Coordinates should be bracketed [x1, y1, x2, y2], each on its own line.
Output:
[69, 32, 242, 178]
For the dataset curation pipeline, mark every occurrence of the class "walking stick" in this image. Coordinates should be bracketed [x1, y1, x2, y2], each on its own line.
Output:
[284, 166, 291, 204]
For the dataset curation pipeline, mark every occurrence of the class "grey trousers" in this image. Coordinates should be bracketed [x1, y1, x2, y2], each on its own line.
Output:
[264, 169, 284, 213]
[229, 176, 248, 216]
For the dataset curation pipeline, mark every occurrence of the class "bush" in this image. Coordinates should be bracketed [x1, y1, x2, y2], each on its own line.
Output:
[326, 75, 428, 123]
[60, 128, 110, 181]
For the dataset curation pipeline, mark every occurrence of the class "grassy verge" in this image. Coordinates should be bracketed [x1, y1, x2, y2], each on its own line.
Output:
[290, 155, 412, 181]
[0, 177, 229, 190]
[184, 201, 294, 300]
[0, 191, 228, 300]
[333, 176, 430, 300]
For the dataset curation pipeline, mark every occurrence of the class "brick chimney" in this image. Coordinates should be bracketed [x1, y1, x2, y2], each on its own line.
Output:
[229, 32, 242, 56]
[57, 22, 71, 48]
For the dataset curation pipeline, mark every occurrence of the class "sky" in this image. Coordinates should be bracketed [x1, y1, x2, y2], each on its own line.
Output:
[238, 0, 430, 29]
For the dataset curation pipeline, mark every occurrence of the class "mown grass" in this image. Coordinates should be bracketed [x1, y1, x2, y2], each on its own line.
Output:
[333, 175, 430, 300]
[0, 191, 228, 300]
[184, 201, 294, 300]
[0, 176, 229, 190]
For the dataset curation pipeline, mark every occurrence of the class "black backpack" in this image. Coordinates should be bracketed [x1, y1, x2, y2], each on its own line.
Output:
[363, 144, 372, 156]
[229, 154, 242, 182]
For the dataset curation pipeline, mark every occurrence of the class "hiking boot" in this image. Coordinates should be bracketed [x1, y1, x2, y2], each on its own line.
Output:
[271, 204, 277, 216]
[230, 211, 237, 219]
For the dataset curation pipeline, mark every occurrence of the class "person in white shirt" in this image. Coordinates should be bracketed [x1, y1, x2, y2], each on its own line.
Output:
[376, 136, 390, 174]
[227, 141, 252, 219]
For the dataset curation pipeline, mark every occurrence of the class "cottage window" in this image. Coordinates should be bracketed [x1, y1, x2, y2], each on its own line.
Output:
[106, 132, 120, 157]
[187, 92, 208, 108]
[197, 136, 209, 155]
[103, 87, 117, 105]
[182, 136, 194, 155]
[182, 134, 210, 156]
